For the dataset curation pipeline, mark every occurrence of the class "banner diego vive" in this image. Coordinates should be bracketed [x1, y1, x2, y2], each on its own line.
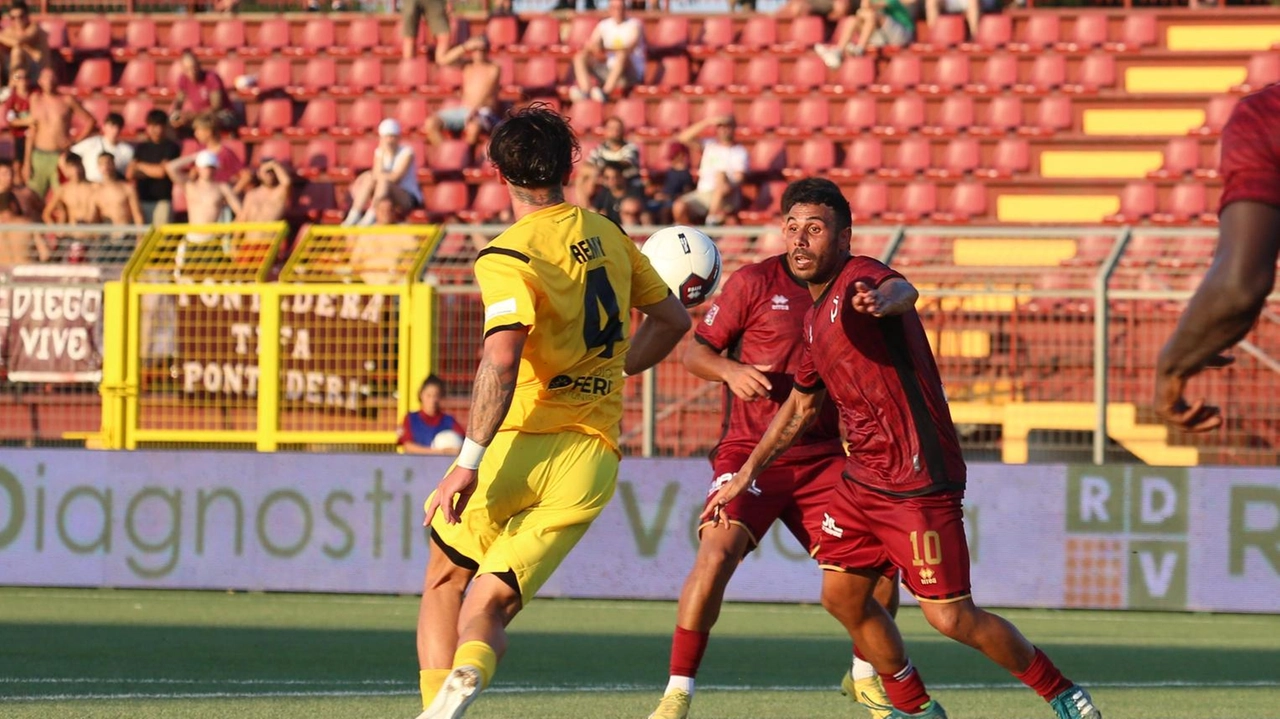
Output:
[0, 452, 1276, 612]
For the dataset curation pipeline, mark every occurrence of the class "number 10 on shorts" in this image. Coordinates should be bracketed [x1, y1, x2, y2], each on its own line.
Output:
[910, 530, 943, 567]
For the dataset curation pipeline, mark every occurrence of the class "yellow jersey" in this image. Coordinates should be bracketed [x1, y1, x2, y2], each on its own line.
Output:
[475, 202, 671, 452]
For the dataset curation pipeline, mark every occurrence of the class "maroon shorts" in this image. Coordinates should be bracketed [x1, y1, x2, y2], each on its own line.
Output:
[816, 479, 971, 602]
[698, 449, 844, 553]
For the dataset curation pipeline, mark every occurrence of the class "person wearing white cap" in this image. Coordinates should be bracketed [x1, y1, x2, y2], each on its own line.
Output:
[166, 149, 242, 230]
[343, 118, 423, 227]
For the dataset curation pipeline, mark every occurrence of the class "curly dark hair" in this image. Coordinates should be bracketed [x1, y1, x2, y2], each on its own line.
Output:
[781, 177, 852, 233]
[488, 104, 580, 190]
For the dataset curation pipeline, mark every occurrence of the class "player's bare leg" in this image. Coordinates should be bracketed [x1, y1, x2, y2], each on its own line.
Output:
[835, 573, 900, 719]
[422, 573, 522, 719]
[918, 599, 1101, 718]
[417, 543, 474, 712]
[822, 570, 945, 718]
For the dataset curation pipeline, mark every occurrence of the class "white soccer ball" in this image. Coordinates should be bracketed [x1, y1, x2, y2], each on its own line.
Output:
[431, 429, 464, 451]
[641, 225, 722, 308]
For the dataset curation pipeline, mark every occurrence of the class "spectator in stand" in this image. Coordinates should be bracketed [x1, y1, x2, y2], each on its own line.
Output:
[351, 196, 421, 285]
[342, 119, 422, 227]
[166, 150, 241, 225]
[591, 160, 647, 225]
[43, 153, 98, 259]
[71, 112, 133, 184]
[169, 51, 237, 133]
[423, 37, 501, 148]
[1, 66, 36, 166]
[128, 109, 182, 225]
[674, 114, 746, 227]
[815, 0, 918, 69]
[0, 189, 34, 264]
[650, 141, 694, 224]
[0, 159, 40, 219]
[925, 0, 990, 38]
[401, 0, 452, 64]
[0, 0, 48, 79]
[235, 159, 292, 223]
[26, 66, 96, 198]
[587, 116, 642, 188]
[191, 115, 247, 189]
[570, 0, 646, 102]
[571, 163, 599, 208]
[93, 153, 143, 226]
[397, 374, 464, 455]
[777, 0, 851, 20]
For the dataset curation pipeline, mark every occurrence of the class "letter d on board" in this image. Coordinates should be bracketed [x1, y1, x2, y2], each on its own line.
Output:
[0, 466, 23, 548]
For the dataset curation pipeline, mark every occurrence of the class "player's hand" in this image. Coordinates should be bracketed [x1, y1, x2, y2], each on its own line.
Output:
[1154, 355, 1233, 432]
[699, 470, 752, 528]
[723, 362, 773, 401]
[850, 281, 888, 317]
[423, 465, 479, 526]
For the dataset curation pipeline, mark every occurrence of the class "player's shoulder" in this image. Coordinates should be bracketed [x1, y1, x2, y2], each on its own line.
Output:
[1228, 84, 1280, 132]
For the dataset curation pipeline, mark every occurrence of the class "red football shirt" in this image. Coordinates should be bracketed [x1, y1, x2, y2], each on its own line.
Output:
[177, 71, 226, 115]
[796, 256, 966, 496]
[695, 254, 843, 463]
[1219, 83, 1280, 211]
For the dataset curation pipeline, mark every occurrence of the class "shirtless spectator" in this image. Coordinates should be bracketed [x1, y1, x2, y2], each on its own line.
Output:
[350, 197, 419, 285]
[128, 109, 182, 225]
[422, 37, 500, 147]
[71, 112, 133, 183]
[0, 1, 48, 78]
[0, 160, 40, 219]
[42, 153, 97, 225]
[0, 190, 34, 264]
[342, 119, 422, 226]
[673, 114, 746, 226]
[166, 150, 241, 226]
[25, 66, 96, 198]
[1, 66, 37, 165]
[94, 153, 143, 226]
[169, 51, 237, 133]
[570, 0, 646, 102]
[236, 160, 291, 223]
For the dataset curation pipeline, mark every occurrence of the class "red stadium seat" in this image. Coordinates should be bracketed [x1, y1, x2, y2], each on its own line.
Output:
[117, 17, 156, 59]
[776, 55, 829, 95]
[39, 17, 66, 54]
[345, 137, 379, 173]
[1016, 14, 1061, 52]
[742, 96, 782, 138]
[159, 18, 202, 57]
[731, 16, 777, 53]
[300, 138, 338, 177]
[1064, 234, 1114, 266]
[295, 57, 337, 97]
[823, 56, 876, 94]
[967, 53, 1017, 95]
[876, 95, 924, 136]
[566, 100, 605, 135]
[895, 235, 947, 266]
[256, 137, 295, 167]
[690, 16, 734, 57]
[334, 17, 383, 56]
[1066, 53, 1116, 93]
[458, 181, 512, 223]
[210, 19, 245, 56]
[1017, 54, 1066, 94]
[510, 16, 557, 54]
[1152, 183, 1214, 225]
[517, 56, 560, 94]
[71, 58, 112, 97]
[851, 180, 888, 221]
[748, 138, 788, 177]
[337, 56, 384, 96]
[685, 56, 735, 94]
[115, 57, 156, 97]
[245, 17, 292, 58]
[931, 137, 981, 178]
[485, 15, 518, 48]
[1058, 12, 1108, 52]
[966, 14, 1012, 51]
[287, 98, 338, 138]
[982, 137, 1030, 178]
[1148, 137, 1202, 179]
[925, 95, 974, 136]
[73, 17, 112, 54]
[933, 180, 987, 223]
[1029, 95, 1073, 134]
[782, 137, 836, 178]
[833, 136, 883, 179]
[426, 139, 472, 178]
[974, 96, 1023, 136]
[777, 16, 825, 53]
[883, 180, 938, 223]
[779, 95, 830, 137]
[824, 96, 878, 138]
[916, 14, 967, 51]
[287, 17, 334, 57]
[560, 16, 598, 53]
[928, 53, 971, 93]
[424, 181, 469, 221]
[873, 55, 921, 94]
[120, 97, 153, 134]
[637, 55, 690, 95]
[614, 96, 650, 129]
[1108, 14, 1157, 52]
[647, 16, 689, 56]
[644, 97, 690, 137]
[1232, 53, 1280, 93]
[1194, 95, 1238, 136]
[380, 57, 430, 94]
[880, 136, 931, 178]
[1119, 233, 1168, 266]
[243, 97, 295, 138]
[739, 180, 786, 223]
[80, 96, 109, 125]
[732, 56, 779, 94]
[256, 57, 294, 94]
[342, 97, 385, 136]
[215, 57, 246, 92]
[392, 97, 429, 134]
[1104, 182, 1157, 223]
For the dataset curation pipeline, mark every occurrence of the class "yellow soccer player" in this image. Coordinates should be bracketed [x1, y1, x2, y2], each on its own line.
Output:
[413, 105, 693, 719]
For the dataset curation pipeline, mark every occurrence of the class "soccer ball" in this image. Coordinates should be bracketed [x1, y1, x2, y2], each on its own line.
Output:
[431, 429, 464, 451]
[641, 225, 722, 308]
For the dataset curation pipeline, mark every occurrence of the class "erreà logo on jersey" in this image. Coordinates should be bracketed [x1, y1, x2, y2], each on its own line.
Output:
[703, 304, 720, 326]
[771, 294, 790, 310]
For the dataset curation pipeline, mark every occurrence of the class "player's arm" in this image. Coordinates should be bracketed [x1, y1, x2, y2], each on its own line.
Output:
[701, 386, 827, 526]
[625, 292, 692, 377]
[850, 276, 919, 317]
[684, 340, 772, 401]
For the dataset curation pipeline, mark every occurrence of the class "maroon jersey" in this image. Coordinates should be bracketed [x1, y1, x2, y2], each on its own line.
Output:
[695, 255, 843, 462]
[1219, 83, 1280, 211]
[795, 256, 966, 497]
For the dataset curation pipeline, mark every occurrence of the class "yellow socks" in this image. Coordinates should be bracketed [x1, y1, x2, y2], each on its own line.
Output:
[419, 669, 450, 710]
[452, 640, 498, 689]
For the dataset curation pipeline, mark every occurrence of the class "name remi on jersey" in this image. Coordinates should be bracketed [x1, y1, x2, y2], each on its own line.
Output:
[570, 236, 606, 264]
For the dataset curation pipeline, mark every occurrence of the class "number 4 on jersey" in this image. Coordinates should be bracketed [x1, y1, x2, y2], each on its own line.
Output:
[583, 266, 623, 358]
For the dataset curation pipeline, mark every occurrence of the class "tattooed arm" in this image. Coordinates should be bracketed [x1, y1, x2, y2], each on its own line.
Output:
[424, 326, 528, 525]
[700, 387, 826, 526]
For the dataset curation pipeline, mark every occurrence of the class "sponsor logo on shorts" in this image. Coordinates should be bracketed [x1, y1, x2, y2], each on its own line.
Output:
[708, 472, 734, 496]
[822, 513, 843, 538]
[703, 304, 720, 326]
[771, 294, 790, 311]
[746, 478, 762, 496]
[919, 566, 938, 586]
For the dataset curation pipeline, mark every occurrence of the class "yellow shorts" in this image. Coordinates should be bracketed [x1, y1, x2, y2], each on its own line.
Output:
[426, 430, 619, 600]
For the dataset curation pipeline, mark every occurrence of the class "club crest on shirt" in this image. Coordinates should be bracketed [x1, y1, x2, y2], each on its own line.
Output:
[771, 294, 790, 311]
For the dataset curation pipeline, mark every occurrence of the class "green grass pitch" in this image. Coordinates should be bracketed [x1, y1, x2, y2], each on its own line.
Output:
[1, 587, 1277, 718]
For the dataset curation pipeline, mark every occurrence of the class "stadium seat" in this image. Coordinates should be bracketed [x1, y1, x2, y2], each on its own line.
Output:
[739, 180, 786, 223]
[613, 96, 650, 129]
[158, 18, 202, 57]
[1065, 53, 1116, 93]
[300, 138, 339, 177]
[1029, 95, 1073, 134]
[345, 136, 379, 172]
[243, 97, 295, 138]
[256, 57, 294, 94]
[776, 16, 825, 53]
[873, 55, 921, 94]
[824, 96, 878, 138]
[927, 54, 971, 93]
[1058, 12, 1108, 52]
[832, 136, 883, 179]
[637, 55, 690, 95]
[257, 137, 295, 167]
[1063, 234, 1114, 266]
[685, 56, 735, 94]
[116, 17, 156, 59]
[1232, 53, 1280, 93]
[339, 96, 385, 137]
[560, 16, 598, 54]
[81, 96, 109, 124]
[1107, 14, 1157, 51]
[244, 17, 292, 58]
[776, 55, 828, 95]
[647, 16, 689, 56]
[974, 96, 1024, 136]
[915, 15, 967, 51]
[823, 56, 876, 94]
[380, 57, 430, 94]
[966, 15, 1012, 51]
[120, 97, 153, 133]
[289, 17, 334, 57]
[883, 180, 937, 224]
[982, 136, 1030, 177]
[424, 181, 470, 221]
[457, 181, 512, 224]
[929, 137, 981, 178]
[162, 60, 184, 95]
[933, 181, 987, 223]
[1017, 54, 1066, 94]
[216, 57, 246, 92]
[335, 56, 384, 96]
[1118, 233, 1167, 265]
[1015, 14, 1061, 52]
[294, 57, 337, 97]
[851, 180, 888, 221]
[485, 15, 519, 48]
[114, 57, 156, 97]
[517, 56, 560, 95]
[782, 137, 836, 178]
[333, 16, 383, 56]
[1103, 181, 1157, 223]
[71, 58, 112, 97]
[967, 54, 1018, 94]
[1147, 137, 1202, 179]
[1152, 183, 1215, 225]
[690, 16, 734, 57]
[730, 16, 777, 53]
[425, 140, 472, 180]
[210, 19, 245, 56]
[644, 97, 690, 137]
[732, 56, 779, 94]
[747, 138, 788, 177]
[876, 95, 924, 136]
[290, 98, 340, 138]
[72, 17, 112, 55]
[566, 99, 604, 135]
[924, 95, 974, 136]
[779, 95, 830, 137]
[1193, 95, 1239, 136]
[878, 136, 930, 178]
[39, 18, 66, 56]
[742, 97, 782, 138]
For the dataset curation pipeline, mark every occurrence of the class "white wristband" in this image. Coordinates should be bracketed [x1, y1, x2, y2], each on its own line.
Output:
[456, 438, 487, 470]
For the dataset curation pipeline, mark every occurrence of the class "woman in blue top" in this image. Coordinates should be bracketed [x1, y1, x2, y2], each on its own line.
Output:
[398, 375, 464, 454]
